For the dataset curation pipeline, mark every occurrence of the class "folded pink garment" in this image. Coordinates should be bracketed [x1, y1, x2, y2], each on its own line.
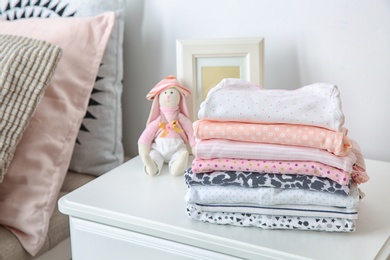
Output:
[191, 157, 370, 185]
[193, 120, 352, 156]
[349, 140, 369, 184]
[198, 80, 345, 131]
[195, 139, 357, 172]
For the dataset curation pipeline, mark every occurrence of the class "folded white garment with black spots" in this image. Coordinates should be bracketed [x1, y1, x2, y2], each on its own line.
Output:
[189, 203, 358, 220]
[186, 203, 356, 232]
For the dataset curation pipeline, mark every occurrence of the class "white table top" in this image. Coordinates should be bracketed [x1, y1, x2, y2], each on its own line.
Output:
[59, 156, 390, 260]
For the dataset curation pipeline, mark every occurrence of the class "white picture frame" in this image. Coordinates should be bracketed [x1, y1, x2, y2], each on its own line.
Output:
[176, 38, 264, 120]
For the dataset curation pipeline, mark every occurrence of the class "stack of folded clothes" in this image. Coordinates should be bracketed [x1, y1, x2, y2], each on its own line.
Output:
[184, 78, 369, 232]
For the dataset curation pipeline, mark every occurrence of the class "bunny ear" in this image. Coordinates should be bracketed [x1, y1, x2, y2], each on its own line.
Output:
[148, 92, 190, 125]
[146, 95, 161, 126]
[179, 92, 190, 118]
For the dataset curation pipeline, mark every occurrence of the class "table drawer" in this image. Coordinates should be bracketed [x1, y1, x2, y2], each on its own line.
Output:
[69, 217, 239, 260]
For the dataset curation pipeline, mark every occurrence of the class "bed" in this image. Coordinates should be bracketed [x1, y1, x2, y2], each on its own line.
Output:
[0, 1, 126, 259]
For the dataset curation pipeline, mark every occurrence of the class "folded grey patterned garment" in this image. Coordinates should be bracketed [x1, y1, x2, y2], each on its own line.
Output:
[186, 203, 356, 232]
[185, 168, 351, 196]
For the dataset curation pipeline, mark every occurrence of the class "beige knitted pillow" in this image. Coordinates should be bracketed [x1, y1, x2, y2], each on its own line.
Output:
[0, 34, 62, 182]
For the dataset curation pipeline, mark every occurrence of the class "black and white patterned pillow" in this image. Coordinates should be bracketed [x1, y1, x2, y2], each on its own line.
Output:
[0, 0, 125, 175]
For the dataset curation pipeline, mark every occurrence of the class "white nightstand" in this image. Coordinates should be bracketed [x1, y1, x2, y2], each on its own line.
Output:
[58, 156, 390, 260]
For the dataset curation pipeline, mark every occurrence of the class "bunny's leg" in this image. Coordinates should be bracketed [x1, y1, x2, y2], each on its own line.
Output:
[149, 148, 164, 176]
[138, 143, 159, 176]
[141, 154, 159, 176]
[169, 146, 189, 176]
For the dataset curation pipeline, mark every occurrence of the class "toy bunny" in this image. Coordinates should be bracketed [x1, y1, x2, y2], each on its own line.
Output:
[138, 76, 195, 176]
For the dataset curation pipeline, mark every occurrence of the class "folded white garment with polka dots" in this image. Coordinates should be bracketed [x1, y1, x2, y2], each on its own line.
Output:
[185, 182, 360, 209]
[198, 79, 345, 131]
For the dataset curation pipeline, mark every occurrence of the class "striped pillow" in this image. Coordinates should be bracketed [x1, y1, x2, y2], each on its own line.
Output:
[0, 34, 62, 182]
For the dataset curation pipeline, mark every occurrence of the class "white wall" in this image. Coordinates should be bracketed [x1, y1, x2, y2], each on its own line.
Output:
[123, 0, 390, 162]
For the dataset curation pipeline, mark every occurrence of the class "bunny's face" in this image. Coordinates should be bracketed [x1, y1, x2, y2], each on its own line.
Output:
[159, 87, 180, 108]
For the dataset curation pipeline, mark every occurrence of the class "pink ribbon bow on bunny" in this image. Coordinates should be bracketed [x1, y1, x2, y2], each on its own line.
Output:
[158, 120, 183, 137]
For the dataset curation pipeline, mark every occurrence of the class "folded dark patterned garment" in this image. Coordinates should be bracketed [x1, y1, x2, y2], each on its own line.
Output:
[185, 167, 352, 196]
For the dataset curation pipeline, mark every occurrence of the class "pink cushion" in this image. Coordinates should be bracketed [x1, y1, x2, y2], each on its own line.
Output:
[0, 12, 114, 256]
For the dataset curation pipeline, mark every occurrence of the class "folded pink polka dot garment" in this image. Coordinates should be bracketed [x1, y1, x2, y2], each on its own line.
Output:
[193, 120, 352, 156]
[198, 80, 345, 131]
[191, 158, 353, 186]
[348, 140, 369, 184]
[195, 139, 357, 173]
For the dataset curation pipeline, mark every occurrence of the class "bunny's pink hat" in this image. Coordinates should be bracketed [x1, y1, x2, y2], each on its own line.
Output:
[145, 76, 191, 126]
[146, 75, 191, 100]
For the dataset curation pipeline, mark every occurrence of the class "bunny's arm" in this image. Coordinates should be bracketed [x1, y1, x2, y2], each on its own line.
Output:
[138, 115, 162, 147]
[178, 113, 195, 147]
